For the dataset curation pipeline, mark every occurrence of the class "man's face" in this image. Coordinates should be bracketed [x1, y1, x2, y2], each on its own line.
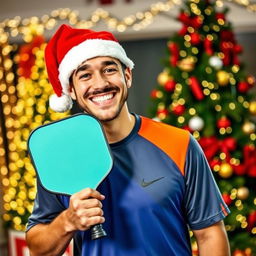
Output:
[70, 56, 132, 122]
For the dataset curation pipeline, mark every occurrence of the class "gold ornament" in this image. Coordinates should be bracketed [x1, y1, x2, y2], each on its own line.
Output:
[157, 71, 171, 86]
[178, 57, 195, 72]
[242, 121, 255, 134]
[216, 70, 230, 86]
[237, 187, 249, 200]
[219, 163, 233, 178]
[249, 101, 256, 115]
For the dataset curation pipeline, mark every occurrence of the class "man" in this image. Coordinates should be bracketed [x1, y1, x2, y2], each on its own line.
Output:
[26, 24, 230, 256]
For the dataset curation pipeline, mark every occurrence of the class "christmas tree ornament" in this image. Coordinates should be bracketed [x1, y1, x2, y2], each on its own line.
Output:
[190, 32, 201, 45]
[222, 192, 232, 206]
[242, 121, 255, 134]
[219, 163, 233, 178]
[188, 116, 204, 131]
[168, 42, 179, 66]
[249, 101, 256, 115]
[188, 76, 204, 100]
[238, 81, 250, 93]
[157, 109, 169, 120]
[157, 71, 170, 86]
[172, 104, 186, 115]
[164, 79, 176, 92]
[233, 250, 246, 256]
[178, 56, 195, 72]
[217, 70, 230, 86]
[217, 116, 231, 129]
[204, 37, 213, 55]
[151, 89, 163, 99]
[247, 75, 255, 86]
[237, 187, 249, 200]
[209, 56, 223, 69]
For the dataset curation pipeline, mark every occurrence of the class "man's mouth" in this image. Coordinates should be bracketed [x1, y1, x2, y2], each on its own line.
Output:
[91, 93, 114, 103]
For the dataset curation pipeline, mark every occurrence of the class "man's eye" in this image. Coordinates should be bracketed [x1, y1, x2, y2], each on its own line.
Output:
[79, 73, 91, 79]
[104, 68, 117, 73]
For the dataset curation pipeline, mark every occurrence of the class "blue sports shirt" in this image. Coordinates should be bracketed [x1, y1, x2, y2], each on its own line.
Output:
[27, 114, 230, 255]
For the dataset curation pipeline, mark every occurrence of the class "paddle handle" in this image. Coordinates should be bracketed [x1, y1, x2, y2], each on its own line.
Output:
[91, 224, 107, 240]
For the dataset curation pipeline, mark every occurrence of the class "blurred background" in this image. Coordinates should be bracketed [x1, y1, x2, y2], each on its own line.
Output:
[0, 0, 256, 255]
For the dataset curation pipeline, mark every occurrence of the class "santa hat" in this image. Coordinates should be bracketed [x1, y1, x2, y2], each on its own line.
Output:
[45, 24, 134, 112]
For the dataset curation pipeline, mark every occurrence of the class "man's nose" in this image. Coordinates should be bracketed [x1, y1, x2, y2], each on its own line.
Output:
[92, 73, 109, 89]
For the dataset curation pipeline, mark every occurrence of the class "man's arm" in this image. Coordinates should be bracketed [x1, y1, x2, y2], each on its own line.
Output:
[193, 221, 230, 256]
[26, 188, 105, 256]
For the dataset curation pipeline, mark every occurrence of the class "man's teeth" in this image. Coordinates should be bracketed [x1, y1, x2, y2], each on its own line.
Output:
[92, 93, 113, 102]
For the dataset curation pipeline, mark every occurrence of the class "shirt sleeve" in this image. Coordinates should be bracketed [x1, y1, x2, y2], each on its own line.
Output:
[26, 179, 66, 232]
[184, 135, 230, 230]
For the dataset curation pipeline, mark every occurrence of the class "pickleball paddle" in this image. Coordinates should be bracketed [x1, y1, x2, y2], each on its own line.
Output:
[28, 113, 113, 239]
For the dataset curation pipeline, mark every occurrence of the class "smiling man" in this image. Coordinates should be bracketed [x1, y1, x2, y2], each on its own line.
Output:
[26, 24, 231, 256]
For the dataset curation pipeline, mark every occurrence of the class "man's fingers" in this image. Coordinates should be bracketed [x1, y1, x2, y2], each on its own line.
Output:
[76, 188, 105, 200]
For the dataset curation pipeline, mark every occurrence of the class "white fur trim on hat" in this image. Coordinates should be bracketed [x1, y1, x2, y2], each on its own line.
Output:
[49, 94, 73, 112]
[58, 39, 134, 95]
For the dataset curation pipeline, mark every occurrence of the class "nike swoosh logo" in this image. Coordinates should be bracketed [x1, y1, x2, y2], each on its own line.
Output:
[141, 177, 165, 187]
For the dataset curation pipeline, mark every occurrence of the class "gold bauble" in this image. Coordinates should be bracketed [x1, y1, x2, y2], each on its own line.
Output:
[217, 70, 230, 86]
[237, 187, 249, 200]
[157, 71, 170, 86]
[219, 163, 233, 178]
[249, 101, 256, 115]
[242, 121, 255, 134]
[178, 57, 195, 72]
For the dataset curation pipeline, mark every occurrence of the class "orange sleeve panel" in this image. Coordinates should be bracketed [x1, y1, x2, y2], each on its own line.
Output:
[138, 117, 190, 176]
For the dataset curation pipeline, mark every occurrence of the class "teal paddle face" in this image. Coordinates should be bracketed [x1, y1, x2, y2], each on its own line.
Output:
[28, 114, 113, 195]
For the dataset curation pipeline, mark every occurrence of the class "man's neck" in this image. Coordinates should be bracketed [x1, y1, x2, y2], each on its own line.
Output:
[101, 105, 135, 144]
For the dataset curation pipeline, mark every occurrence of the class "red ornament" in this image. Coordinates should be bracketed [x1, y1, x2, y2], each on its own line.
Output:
[191, 16, 202, 29]
[238, 81, 250, 93]
[164, 80, 176, 92]
[222, 193, 232, 206]
[234, 44, 243, 53]
[216, 13, 226, 21]
[209, 158, 221, 169]
[178, 25, 188, 36]
[233, 164, 246, 176]
[190, 32, 201, 45]
[188, 76, 204, 100]
[217, 117, 231, 129]
[151, 89, 158, 99]
[183, 125, 192, 132]
[178, 12, 190, 25]
[168, 42, 179, 66]
[233, 250, 246, 256]
[204, 38, 213, 55]
[247, 210, 256, 231]
[248, 165, 256, 177]
[223, 137, 237, 151]
[172, 104, 185, 115]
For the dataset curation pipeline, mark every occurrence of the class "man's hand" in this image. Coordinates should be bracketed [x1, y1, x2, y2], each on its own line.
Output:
[64, 188, 105, 232]
[26, 188, 105, 256]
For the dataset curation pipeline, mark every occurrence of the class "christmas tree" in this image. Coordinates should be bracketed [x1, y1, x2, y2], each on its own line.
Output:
[150, 0, 256, 255]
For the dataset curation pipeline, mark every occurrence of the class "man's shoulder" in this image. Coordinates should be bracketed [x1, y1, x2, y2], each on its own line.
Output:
[138, 116, 191, 175]
[139, 115, 190, 139]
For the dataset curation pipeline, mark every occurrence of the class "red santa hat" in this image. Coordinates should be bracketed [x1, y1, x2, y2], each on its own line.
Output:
[45, 24, 134, 112]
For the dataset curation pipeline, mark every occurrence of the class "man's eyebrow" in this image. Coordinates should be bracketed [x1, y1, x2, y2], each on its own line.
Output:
[74, 60, 119, 77]
[102, 60, 118, 67]
[74, 63, 90, 76]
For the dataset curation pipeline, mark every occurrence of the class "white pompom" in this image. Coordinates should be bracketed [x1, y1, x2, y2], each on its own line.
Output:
[188, 116, 204, 131]
[49, 94, 73, 112]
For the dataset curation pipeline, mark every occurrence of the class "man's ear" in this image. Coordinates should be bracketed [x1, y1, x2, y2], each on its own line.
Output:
[124, 67, 132, 88]
[69, 81, 77, 100]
